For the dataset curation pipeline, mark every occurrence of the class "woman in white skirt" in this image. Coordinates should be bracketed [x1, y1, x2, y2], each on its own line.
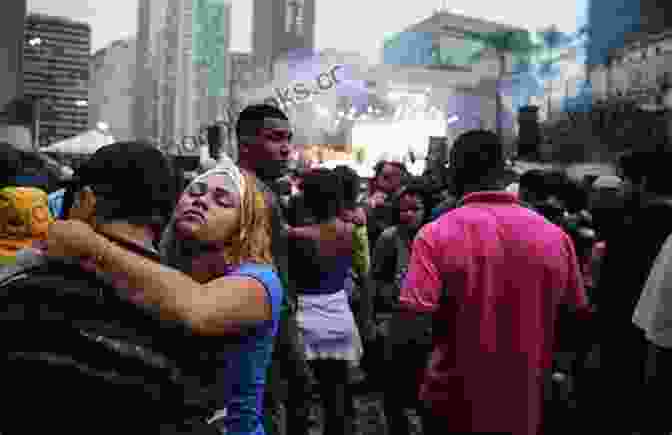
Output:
[285, 168, 364, 435]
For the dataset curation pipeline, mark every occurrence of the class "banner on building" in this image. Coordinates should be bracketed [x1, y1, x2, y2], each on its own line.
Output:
[193, 0, 229, 97]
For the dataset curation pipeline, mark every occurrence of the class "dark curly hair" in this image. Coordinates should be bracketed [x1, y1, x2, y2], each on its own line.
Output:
[301, 168, 344, 223]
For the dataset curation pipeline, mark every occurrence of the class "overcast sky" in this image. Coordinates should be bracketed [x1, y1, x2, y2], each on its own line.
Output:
[26, 0, 586, 63]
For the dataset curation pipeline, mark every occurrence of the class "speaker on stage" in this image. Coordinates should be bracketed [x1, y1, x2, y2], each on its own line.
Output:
[518, 105, 541, 159]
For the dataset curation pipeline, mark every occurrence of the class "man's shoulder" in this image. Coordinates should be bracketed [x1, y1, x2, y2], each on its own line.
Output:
[0, 259, 112, 312]
[429, 202, 562, 243]
[0, 258, 99, 286]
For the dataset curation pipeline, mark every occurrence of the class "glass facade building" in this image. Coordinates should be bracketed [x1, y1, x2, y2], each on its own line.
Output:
[23, 14, 91, 146]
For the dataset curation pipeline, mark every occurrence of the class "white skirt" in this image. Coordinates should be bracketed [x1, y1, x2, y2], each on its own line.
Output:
[296, 290, 363, 363]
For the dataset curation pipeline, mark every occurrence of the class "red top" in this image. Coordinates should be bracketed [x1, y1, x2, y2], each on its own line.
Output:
[400, 191, 588, 435]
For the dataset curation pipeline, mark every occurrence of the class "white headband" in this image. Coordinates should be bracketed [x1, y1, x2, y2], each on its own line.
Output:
[191, 154, 246, 207]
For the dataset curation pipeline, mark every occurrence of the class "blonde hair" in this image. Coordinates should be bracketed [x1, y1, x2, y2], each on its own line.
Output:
[220, 170, 273, 266]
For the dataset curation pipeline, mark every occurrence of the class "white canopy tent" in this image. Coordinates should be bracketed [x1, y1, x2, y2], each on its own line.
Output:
[42, 130, 116, 155]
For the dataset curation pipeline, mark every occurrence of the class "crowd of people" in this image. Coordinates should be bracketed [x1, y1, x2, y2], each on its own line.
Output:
[0, 102, 671, 435]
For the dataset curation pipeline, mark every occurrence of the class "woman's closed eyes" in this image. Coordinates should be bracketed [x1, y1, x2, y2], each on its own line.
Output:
[187, 182, 238, 208]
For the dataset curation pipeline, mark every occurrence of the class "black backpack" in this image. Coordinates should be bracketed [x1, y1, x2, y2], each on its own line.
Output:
[0, 260, 224, 434]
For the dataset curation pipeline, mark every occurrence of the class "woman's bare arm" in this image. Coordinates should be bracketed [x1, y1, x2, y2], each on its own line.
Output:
[92, 234, 271, 336]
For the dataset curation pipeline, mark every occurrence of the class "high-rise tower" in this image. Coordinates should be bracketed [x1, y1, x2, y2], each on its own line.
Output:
[252, 0, 315, 72]
[134, 0, 231, 145]
[0, 0, 26, 110]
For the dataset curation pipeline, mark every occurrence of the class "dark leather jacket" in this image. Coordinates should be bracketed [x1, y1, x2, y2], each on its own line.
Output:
[0, 252, 223, 433]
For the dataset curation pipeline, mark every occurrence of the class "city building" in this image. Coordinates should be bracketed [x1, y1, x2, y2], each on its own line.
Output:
[587, 0, 672, 100]
[252, 0, 315, 72]
[382, 31, 435, 67]
[589, 31, 672, 101]
[378, 11, 526, 152]
[134, 0, 231, 147]
[587, 0, 672, 68]
[89, 38, 137, 141]
[229, 51, 271, 112]
[383, 10, 522, 73]
[133, 0, 167, 142]
[194, 0, 232, 128]
[23, 14, 91, 147]
[230, 52, 270, 94]
[0, 0, 26, 111]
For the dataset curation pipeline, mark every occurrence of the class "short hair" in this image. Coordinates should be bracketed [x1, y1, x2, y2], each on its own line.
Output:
[450, 130, 503, 181]
[333, 165, 360, 210]
[235, 104, 289, 141]
[65, 141, 178, 235]
[301, 168, 343, 222]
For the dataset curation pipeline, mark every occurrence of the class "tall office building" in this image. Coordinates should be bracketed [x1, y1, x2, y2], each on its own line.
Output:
[90, 39, 137, 141]
[0, 0, 26, 111]
[133, 0, 168, 142]
[229, 51, 271, 99]
[24, 14, 91, 147]
[134, 0, 231, 146]
[252, 0, 315, 71]
[194, 0, 232, 127]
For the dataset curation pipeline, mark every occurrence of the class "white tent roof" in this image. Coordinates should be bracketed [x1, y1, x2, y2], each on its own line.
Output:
[42, 130, 116, 154]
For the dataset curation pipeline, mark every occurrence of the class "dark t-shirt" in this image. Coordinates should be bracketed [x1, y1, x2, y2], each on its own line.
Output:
[597, 198, 672, 321]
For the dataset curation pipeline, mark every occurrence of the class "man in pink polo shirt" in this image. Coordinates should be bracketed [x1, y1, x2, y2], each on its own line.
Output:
[400, 130, 590, 435]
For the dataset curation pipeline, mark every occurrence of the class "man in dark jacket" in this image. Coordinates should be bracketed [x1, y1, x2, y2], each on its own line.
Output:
[0, 142, 223, 433]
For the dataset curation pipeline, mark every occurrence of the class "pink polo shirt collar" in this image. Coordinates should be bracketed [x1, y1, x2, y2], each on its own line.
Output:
[460, 191, 519, 206]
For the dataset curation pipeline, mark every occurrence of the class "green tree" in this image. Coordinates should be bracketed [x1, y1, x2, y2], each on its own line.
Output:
[464, 29, 543, 138]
